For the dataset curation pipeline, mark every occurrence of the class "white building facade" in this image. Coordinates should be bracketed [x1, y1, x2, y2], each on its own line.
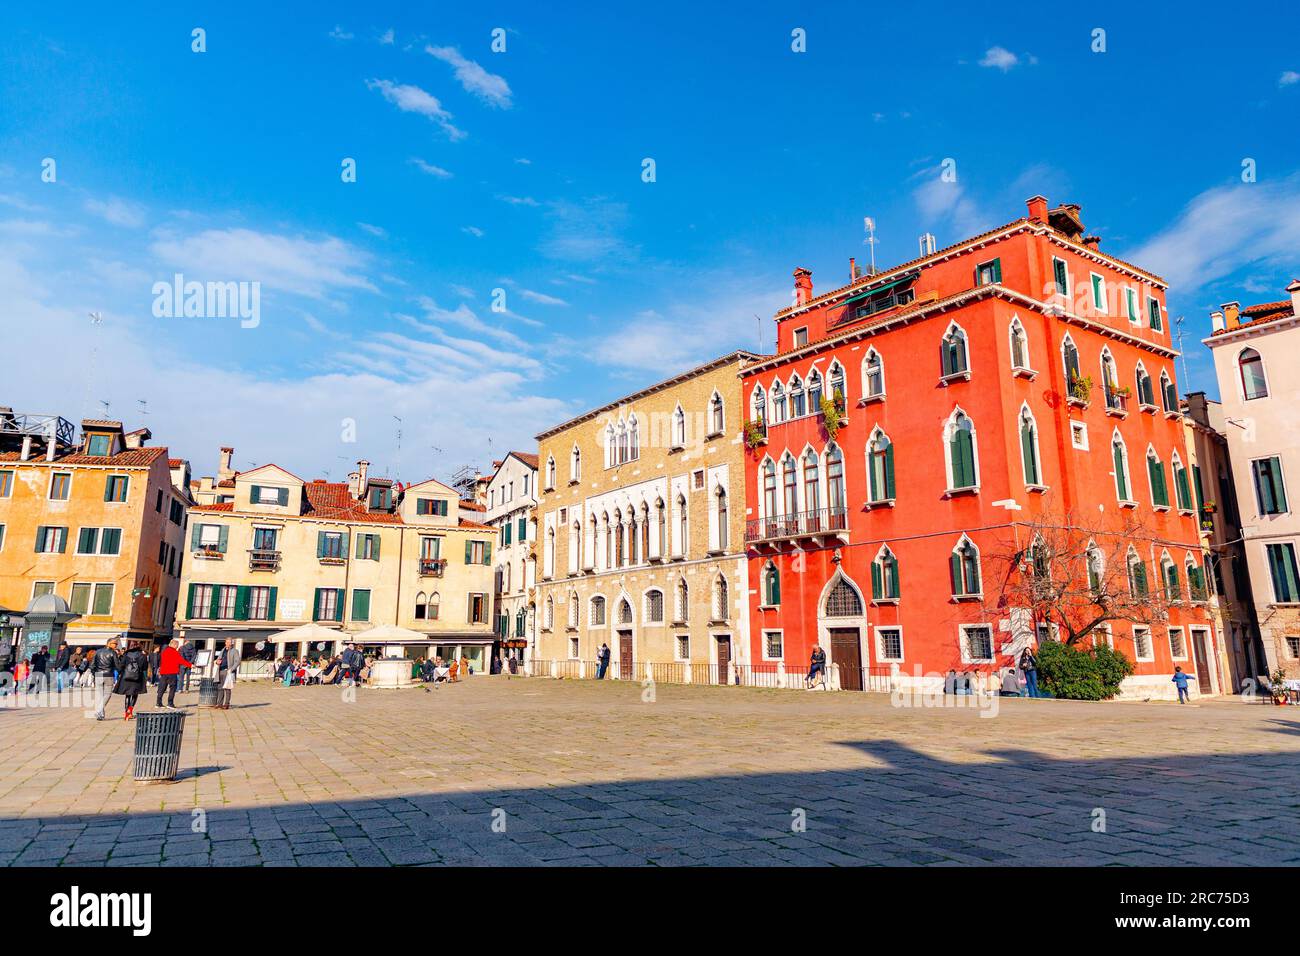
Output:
[485, 451, 538, 670]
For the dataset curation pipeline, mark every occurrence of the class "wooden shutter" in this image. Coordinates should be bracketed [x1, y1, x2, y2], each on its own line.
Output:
[267, 587, 278, 621]
[312, 588, 322, 621]
[277, 487, 289, 506]
[1021, 422, 1037, 484]
[333, 590, 344, 622]
[209, 586, 221, 620]
[318, 532, 328, 558]
[950, 551, 962, 595]
[218, 525, 228, 553]
[871, 561, 883, 599]
[191, 523, 202, 549]
[34, 526, 45, 552]
[235, 586, 250, 621]
[56, 527, 67, 553]
[888, 554, 900, 598]
[185, 583, 196, 619]
[1114, 444, 1128, 500]
[464, 540, 473, 564]
[484, 541, 492, 564]
[372, 535, 380, 560]
[884, 444, 896, 499]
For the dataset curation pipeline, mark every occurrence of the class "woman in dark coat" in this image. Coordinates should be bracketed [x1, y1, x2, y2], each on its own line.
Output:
[114, 642, 149, 720]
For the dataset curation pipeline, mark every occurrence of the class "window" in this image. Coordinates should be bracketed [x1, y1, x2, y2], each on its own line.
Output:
[91, 583, 114, 616]
[104, 475, 129, 502]
[253, 527, 278, 551]
[32, 581, 54, 599]
[1135, 364, 1155, 407]
[1159, 371, 1176, 413]
[1147, 296, 1163, 331]
[867, 430, 894, 503]
[962, 624, 994, 662]
[542, 595, 554, 630]
[675, 578, 689, 623]
[1162, 554, 1181, 602]
[789, 375, 806, 417]
[1288, 637, 1300, 660]
[628, 416, 640, 461]
[872, 546, 900, 601]
[950, 538, 981, 598]
[49, 473, 71, 500]
[468, 593, 488, 624]
[590, 596, 606, 626]
[825, 446, 845, 521]
[676, 635, 690, 660]
[466, 539, 489, 565]
[1147, 449, 1170, 508]
[318, 531, 345, 559]
[416, 497, 448, 516]
[1019, 406, 1041, 487]
[1112, 433, 1133, 503]
[1100, 349, 1122, 410]
[69, 582, 91, 615]
[1133, 626, 1154, 662]
[0, 471, 11, 497]
[1070, 421, 1088, 451]
[762, 561, 781, 606]
[1125, 287, 1139, 324]
[568, 637, 580, 659]
[571, 446, 581, 482]
[1173, 455, 1193, 512]
[940, 325, 968, 377]
[714, 575, 729, 620]
[249, 586, 271, 621]
[217, 586, 238, 620]
[87, 434, 112, 456]
[751, 387, 767, 428]
[715, 487, 729, 549]
[253, 484, 288, 506]
[793, 327, 808, 347]
[1062, 335, 1081, 391]
[34, 525, 68, 553]
[824, 576, 863, 617]
[863, 349, 884, 398]
[828, 362, 846, 409]
[313, 588, 342, 622]
[1187, 558, 1209, 602]
[618, 599, 633, 625]
[764, 630, 784, 660]
[877, 627, 904, 661]
[709, 393, 725, 435]
[351, 589, 371, 622]
[1090, 273, 1106, 312]
[771, 382, 786, 423]
[807, 370, 823, 411]
[975, 257, 1002, 286]
[545, 455, 556, 487]
[803, 450, 821, 514]
[1128, 551, 1149, 600]
[645, 589, 664, 623]
[945, 410, 978, 491]
[1009, 318, 1030, 370]
[1253, 457, 1288, 515]
[1052, 257, 1070, 297]
[75, 527, 121, 555]
[1239, 348, 1268, 400]
[1266, 543, 1300, 603]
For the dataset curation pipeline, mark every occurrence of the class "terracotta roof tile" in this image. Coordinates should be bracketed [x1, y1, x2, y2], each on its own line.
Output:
[1211, 300, 1297, 336]
[0, 445, 167, 467]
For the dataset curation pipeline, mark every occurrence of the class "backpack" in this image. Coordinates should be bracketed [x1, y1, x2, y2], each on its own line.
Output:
[123, 656, 143, 682]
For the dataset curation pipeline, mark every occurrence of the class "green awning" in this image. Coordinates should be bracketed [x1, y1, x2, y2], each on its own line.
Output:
[841, 271, 918, 307]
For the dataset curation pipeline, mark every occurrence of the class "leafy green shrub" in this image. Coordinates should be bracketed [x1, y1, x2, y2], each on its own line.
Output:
[1036, 639, 1134, 701]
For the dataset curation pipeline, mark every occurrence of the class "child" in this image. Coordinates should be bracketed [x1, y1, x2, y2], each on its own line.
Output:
[1171, 666, 1191, 704]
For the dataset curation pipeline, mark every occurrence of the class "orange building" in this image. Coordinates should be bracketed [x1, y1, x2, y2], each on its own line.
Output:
[741, 197, 1218, 699]
[0, 411, 191, 653]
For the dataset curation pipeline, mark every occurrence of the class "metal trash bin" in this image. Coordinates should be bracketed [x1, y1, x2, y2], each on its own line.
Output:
[197, 677, 218, 708]
[133, 710, 187, 782]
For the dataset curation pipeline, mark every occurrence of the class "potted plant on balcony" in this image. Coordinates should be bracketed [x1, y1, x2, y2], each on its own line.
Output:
[742, 419, 767, 451]
[820, 394, 845, 441]
[1068, 374, 1093, 404]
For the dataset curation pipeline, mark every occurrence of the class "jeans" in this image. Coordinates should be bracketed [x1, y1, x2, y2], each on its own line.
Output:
[1024, 670, 1039, 698]
[56, 668, 72, 692]
[179, 667, 192, 691]
[596, 662, 608, 679]
[157, 673, 178, 707]
[1177, 686, 1189, 703]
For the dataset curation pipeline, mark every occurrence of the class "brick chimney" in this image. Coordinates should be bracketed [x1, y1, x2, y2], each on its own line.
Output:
[793, 268, 813, 307]
[218, 446, 234, 481]
[849, 257, 858, 282]
[1287, 279, 1300, 317]
[355, 459, 370, 499]
[1082, 235, 1102, 249]
[1026, 195, 1048, 224]
[1221, 301, 1241, 330]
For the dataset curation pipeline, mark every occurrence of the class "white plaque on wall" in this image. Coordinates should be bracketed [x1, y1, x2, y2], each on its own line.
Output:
[280, 599, 306, 621]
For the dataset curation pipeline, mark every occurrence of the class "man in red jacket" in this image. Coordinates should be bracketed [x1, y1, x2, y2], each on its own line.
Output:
[155, 638, 192, 709]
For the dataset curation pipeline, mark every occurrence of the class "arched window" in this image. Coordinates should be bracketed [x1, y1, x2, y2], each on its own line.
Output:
[414, 590, 427, 619]
[675, 578, 689, 622]
[710, 392, 725, 435]
[945, 410, 978, 490]
[568, 520, 581, 575]
[571, 445, 581, 482]
[645, 589, 664, 623]
[1127, 548, 1149, 599]
[826, 444, 846, 524]
[1160, 370, 1177, 412]
[803, 449, 821, 515]
[781, 453, 798, 520]
[1160, 551, 1180, 602]
[1009, 318, 1029, 370]
[655, 498, 666, 558]
[1086, 543, 1104, 594]
[1239, 347, 1267, 399]
[618, 598, 633, 625]
[872, 546, 900, 601]
[676, 493, 687, 556]
[672, 405, 686, 448]
[1135, 362, 1155, 407]
[1147, 446, 1170, 508]
[807, 369, 823, 410]
[614, 510, 625, 566]
[567, 590, 579, 629]
[590, 595, 606, 626]
[605, 424, 615, 467]
[761, 458, 778, 521]
[941, 324, 968, 377]
[863, 348, 885, 398]
[1187, 554, 1208, 601]
[762, 561, 781, 606]
[1172, 453, 1192, 512]
[544, 595, 554, 630]
[1062, 334, 1082, 392]
[1019, 405, 1041, 487]
[545, 455, 556, 488]
[751, 386, 766, 426]
[713, 574, 729, 621]
[868, 429, 894, 503]
[828, 361, 846, 409]
[428, 591, 439, 620]
[1100, 348, 1122, 410]
[1112, 431, 1132, 503]
[824, 576, 864, 617]
[628, 416, 640, 460]
[640, 502, 650, 559]
[950, 537, 981, 597]
[771, 381, 786, 423]
[602, 512, 612, 569]
[545, 527, 556, 578]
[789, 374, 806, 417]
[588, 513, 598, 568]
[715, 487, 729, 549]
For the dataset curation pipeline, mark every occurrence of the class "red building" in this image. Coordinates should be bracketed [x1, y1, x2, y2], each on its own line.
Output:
[741, 197, 1218, 699]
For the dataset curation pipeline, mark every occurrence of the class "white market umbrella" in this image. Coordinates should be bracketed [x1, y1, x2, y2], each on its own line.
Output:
[351, 624, 427, 643]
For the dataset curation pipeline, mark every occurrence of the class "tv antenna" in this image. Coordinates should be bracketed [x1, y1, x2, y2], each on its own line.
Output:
[1174, 315, 1192, 391]
[863, 217, 877, 274]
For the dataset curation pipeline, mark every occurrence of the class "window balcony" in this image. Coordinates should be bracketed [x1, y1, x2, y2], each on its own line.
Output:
[419, 558, 447, 577]
[745, 508, 849, 548]
[193, 546, 225, 561]
[248, 549, 281, 572]
[1103, 389, 1130, 418]
[319, 554, 346, 566]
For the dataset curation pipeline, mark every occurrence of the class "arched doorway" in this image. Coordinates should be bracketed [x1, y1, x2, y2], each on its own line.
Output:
[818, 569, 867, 690]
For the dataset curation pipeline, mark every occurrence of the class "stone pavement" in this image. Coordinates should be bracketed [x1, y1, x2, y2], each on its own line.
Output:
[1, 675, 1297, 866]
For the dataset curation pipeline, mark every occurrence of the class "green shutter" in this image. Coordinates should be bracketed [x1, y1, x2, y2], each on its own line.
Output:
[950, 552, 962, 596]
[191, 523, 202, 549]
[312, 588, 322, 621]
[372, 535, 380, 560]
[186, 583, 196, 619]
[771, 567, 781, 605]
[484, 541, 492, 565]
[952, 430, 974, 488]
[464, 540, 473, 564]
[209, 585, 221, 620]
[267, 587, 278, 621]
[334, 589, 344, 622]
[1193, 465, 1205, 512]
[1021, 423, 1037, 484]
[1271, 459, 1288, 513]
[889, 555, 900, 598]
[57, 527, 67, 553]
[34, 526, 44, 552]
[78, 527, 96, 554]
[518, 517, 526, 540]
[872, 561, 883, 599]
[1176, 467, 1192, 511]
[352, 589, 370, 622]
[217, 525, 228, 553]
[278, 487, 289, 506]
[235, 585, 250, 620]
[884, 443, 896, 499]
[318, 532, 328, 558]
[1114, 444, 1128, 500]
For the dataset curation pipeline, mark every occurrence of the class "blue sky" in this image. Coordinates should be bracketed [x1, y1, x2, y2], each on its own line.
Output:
[1, 1, 1297, 482]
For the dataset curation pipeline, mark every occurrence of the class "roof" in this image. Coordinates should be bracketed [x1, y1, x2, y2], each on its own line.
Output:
[510, 451, 539, 469]
[167, 458, 186, 468]
[190, 480, 492, 529]
[460, 499, 485, 511]
[0, 445, 168, 468]
[1208, 297, 1298, 340]
[80, 419, 123, 430]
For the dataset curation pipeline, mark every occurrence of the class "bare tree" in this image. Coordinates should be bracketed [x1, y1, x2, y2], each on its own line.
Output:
[981, 508, 1176, 646]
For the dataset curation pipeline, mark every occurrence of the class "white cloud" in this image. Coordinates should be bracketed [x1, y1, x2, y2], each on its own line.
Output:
[328, 25, 354, 41]
[357, 222, 387, 238]
[449, 284, 476, 298]
[911, 169, 987, 237]
[515, 158, 532, 165]
[498, 195, 539, 207]
[1125, 175, 1300, 295]
[150, 228, 377, 299]
[378, 28, 395, 45]
[1281, 71, 1300, 88]
[425, 45, 513, 108]
[84, 196, 146, 228]
[978, 46, 1020, 71]
[461, 225, 484, 237]
[519, 289, 568, 306]
[366, 79, 465, 141]
[540, 198, 631, 262]
[409, 158, 453, 179]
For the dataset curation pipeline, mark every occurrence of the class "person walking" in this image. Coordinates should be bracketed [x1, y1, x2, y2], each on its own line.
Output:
[178, 639, 197, 691]
[114, 642, 148, 720]
[1172, 666, 1192, 704]
[217, 639, 241, 709]
[341, 644, 361, 685]
[596, 642, 610, 679]
[1019, 646, 1040, 698]
[155, 638, 191, 708]
[54, 642, 72, 693]
[27, 645, 50, 694]
[91, 639, 120, 720]
[806, 644, 826, 689]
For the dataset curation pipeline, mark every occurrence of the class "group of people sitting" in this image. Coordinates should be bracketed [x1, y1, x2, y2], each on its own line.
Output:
[271, 650, 475, 686]
[413, 656, 469, 683]
[943, 648, 1044, 698]
[274, 656, 336, 686]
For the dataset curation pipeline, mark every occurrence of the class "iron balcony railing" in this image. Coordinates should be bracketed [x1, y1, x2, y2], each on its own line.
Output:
[745, 507, 849, 544]
[248, 549, 281, 572]
[419, 558, 447, 577]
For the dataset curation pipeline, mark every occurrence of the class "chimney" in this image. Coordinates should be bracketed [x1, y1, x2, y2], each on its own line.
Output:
[218, 446, 234, 481]
[356, 459, 370, 499]
[1026, 195, 1048, 224]
[1287, 279, 1300, 316]
[1221, 301, 1241, 330]
[919, 233, 937, 256]
[20, 435, 32, 461]
[347, 470, 360, 497]
[793, 268, 813, 307]
[1082, 235, 1102, 249]
[1211, 310, 1225, 333]
[849, 257, 858, 282]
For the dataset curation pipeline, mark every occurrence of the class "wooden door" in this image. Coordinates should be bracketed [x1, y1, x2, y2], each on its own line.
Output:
[619, 630, 633, 679]
[1191, 629, 1213, 694]
[716, 635, 731, 685]
[830, 628, 862, 690]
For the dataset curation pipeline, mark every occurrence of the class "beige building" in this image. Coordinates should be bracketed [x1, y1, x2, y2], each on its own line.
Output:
[1182, 393, 1263, 693]
[1204, 281, 1300, 680]
[0, 411, 190, 654]
[177, 449, 496, 672]
[485, 451, 537, 669]
[532, 351, 760, 681]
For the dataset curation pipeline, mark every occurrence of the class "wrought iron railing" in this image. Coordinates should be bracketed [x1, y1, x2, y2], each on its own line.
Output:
[248, 549, 281, 572]
[745, 507, 849, 544]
